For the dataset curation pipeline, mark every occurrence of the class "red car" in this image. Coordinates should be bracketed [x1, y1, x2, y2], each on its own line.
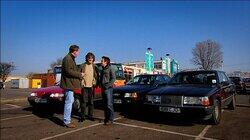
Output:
[28, 63, 125, 112]
[27, 86, 102, 112]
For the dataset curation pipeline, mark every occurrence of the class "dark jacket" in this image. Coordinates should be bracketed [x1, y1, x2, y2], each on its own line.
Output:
[100, 65, 116, 90]
[60, 53, 82, 90]
[79, 63, 99, 87]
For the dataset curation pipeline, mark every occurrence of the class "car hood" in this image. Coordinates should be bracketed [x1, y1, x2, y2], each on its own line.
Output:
[148, 85, 218, 96]
[32, 86, 64, 96]
[113, 84, 156, 93]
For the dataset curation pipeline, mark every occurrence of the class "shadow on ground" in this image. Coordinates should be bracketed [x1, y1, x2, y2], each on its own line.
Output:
[23, 99, 211, 127]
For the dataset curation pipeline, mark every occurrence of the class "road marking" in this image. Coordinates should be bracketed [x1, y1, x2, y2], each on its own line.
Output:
[40, 117, 122, 140]
[1, 114, 33, 121]
[1, 98, 27, 103]
[195, 125, 212, 140]
[195, 110, 224, 140]
[114, 122, 216, 140]
[236, 104, 250, 107]
[0, 104, 21, 110]
[5, 104, 22, 108]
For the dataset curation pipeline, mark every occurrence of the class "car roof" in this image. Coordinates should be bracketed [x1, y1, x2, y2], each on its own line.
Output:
[229, 76, 241, 78]
[178, 70, 221, 74]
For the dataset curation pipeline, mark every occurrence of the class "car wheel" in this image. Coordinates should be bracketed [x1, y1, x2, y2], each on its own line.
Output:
[209, 99, 221, 125]
[73, 95, 81, 112]
[243, 88, 247, 94]
[228, 94, 236, 110]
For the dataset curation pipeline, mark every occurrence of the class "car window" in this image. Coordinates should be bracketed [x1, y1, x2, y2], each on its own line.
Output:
[169, 72, 217, 85]
[127, 75, 155, 85]
[244, 78, 250, 83]
[219, 72, 229, 83]
[155, 76, 164, 82]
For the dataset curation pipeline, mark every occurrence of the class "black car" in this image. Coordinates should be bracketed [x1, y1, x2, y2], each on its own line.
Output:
[0, 81, 4, 89]
[243, 78, 250, 92]
[229, 76, 246, 93]
[113, 74, 170, 106]
[145, 70, 236, 125]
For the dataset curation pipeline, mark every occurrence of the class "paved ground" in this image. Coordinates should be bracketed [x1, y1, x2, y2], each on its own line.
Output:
[0, 88, 32, 101]
[1, 88, 250, 140]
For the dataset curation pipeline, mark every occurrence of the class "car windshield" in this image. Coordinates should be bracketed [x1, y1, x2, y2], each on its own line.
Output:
[127, 75, 156, 85]
[169, 71, 217, 85]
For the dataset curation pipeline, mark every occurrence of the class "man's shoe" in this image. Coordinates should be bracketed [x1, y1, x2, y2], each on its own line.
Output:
[64, 123, 76, 128]
[88, 117, 95, 121]
[78, 117, 85, 122]
[104, 121, 113, 126]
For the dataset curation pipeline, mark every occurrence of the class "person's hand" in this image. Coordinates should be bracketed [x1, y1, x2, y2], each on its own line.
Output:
[81, 73, 85, 77]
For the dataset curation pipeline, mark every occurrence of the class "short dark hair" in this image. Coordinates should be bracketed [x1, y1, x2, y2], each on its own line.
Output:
[102, 56, 110, 65]
[85, 52, 95, 62]
[69, 45, 79, 53]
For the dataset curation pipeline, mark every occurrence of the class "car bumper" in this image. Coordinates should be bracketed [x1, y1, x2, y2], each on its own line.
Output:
[27, 96, 64, 106]
[113, 97, 143, 105]
[144, 104, 214, 120]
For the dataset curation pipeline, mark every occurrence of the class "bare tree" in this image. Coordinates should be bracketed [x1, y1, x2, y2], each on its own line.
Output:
[26, 72, 34, 78]
[50, 57, 63, 69]
[191, 40, 223, 70]
[0, 62, 15, 82]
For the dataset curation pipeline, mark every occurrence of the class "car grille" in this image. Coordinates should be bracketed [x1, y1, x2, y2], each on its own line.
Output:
[161, 95, 182, 107]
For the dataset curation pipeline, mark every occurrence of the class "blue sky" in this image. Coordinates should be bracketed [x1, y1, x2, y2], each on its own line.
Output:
[1, 1, 250, 75]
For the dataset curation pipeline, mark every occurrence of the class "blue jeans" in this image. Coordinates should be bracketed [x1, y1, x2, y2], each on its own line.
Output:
[102, 88, 114, 122]
[63, 89, 74, 125]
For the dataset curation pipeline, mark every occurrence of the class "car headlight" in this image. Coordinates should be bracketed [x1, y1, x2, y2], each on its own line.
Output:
[124, 93, 138, 98]
[30, 93, 37, 97]
[183, 96, 210, 106]
[50, 93, 64, 98]
[124, 93, 131, 98]
[147, 95, 161, 103]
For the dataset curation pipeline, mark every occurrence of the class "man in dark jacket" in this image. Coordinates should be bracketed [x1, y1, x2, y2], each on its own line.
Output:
[100, 56, 116, 125]
[79, 52, 99, 122]
[60, 45, 84, 128]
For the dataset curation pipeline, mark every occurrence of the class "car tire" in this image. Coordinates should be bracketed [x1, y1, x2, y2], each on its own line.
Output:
[209, 99, 221, 125]
[73, 95, 81, 112]
[243, 88, 247, 94]
[228, 94, 236, 110]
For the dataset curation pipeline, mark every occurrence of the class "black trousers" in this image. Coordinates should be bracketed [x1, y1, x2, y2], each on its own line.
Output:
[80, 87, 94, 118]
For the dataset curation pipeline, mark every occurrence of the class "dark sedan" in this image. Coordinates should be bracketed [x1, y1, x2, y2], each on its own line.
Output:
[145, 70, 236, 125]
[113, 74, 170, 106]
[229, 76, 246, 93]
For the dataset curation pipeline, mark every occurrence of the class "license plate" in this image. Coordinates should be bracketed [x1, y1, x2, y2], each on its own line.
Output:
[35, 98, 47, 103]
[159, 106, 181, 113]
[114, 99, 122, 104]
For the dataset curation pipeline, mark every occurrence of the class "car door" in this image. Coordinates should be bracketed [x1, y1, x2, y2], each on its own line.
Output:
[218, 72, 233, 106]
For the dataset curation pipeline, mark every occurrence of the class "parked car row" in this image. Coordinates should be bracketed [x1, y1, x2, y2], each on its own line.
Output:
[28, 70, 238, 125]
[244, 78, 250, 91]
[113, 70, 236, 125]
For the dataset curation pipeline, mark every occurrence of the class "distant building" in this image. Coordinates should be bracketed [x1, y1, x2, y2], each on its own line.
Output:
[124, 60, 163, 70]
[124, 59, 179, 76]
